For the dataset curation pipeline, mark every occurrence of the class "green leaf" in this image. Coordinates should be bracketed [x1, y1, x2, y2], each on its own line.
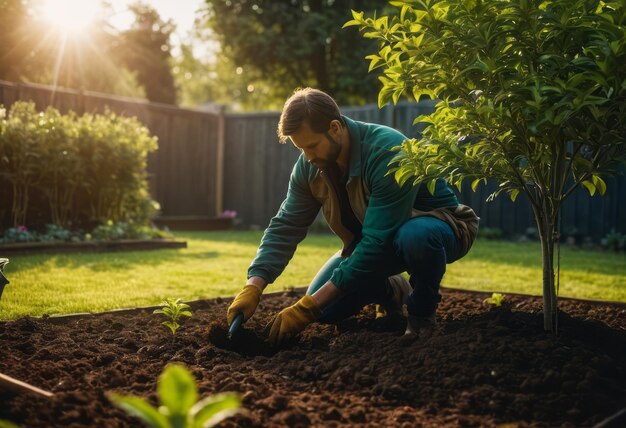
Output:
[581, 180, 596, 196]
[426, 179, 437, 195]
[592, 175, 607, 195]
[342, 10, 364, 28]
[471, 178, 481, 192]
[158, 364, 198, 416]
[509, 189, 520, 202]
[109, 394, 172, 428]
[191, 393, 241, 428]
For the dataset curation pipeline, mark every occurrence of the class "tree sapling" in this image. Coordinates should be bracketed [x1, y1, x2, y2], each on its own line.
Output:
[153, 298, 192, 335]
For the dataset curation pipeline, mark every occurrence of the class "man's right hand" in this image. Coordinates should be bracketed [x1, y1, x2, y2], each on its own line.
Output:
[227, 284, 263, 325]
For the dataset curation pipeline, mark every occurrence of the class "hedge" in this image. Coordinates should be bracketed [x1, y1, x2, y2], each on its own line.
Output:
[0, 101, 158, 231]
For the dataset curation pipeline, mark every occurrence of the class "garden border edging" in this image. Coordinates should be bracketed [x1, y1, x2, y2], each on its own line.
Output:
[33, 286, 625, 324]
[0, 239, 187, 256]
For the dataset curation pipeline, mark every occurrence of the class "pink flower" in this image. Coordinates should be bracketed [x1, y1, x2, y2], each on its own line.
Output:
[219, 210, 237, 219]
[18, 225, 28, 233]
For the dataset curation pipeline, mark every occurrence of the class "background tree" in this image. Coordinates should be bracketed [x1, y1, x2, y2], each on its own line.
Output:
[0, 0, 38, 81]
[0, 0, 145, 98]
[347, 0, 626, 332]
[118, 2, 178, 104]
[199, 0, 390, 108]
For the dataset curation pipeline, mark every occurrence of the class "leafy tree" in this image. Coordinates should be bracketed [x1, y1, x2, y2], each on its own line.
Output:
[199, 0, 390, 108]
[0, 0, 145, 98]
[0, 0, 37, 81]
[118, 2, 178, 104]
[347, 0, 626, 332]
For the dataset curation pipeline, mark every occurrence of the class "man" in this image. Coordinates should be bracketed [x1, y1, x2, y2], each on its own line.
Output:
[227, 88, 478, 346]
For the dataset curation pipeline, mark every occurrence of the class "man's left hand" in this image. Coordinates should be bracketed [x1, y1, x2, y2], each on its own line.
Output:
[268, 295, 322, 347]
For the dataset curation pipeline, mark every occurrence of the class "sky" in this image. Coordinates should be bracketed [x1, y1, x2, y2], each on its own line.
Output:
[106, 0, 206, 48]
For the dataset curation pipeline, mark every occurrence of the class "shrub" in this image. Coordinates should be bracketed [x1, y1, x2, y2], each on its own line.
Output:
[478, 227, 502, 240]
[0, 102, 158, 231]
[603, 229, 626, 252]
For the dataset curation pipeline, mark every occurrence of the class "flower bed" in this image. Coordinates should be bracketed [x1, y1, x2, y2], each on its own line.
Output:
[0, 288, 624, 427]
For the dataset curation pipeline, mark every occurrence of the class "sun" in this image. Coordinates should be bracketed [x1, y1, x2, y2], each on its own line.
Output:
[41, 0, 101, 32]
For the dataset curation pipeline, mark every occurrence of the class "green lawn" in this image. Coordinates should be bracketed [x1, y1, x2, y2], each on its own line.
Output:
[0, 231, 624, 320]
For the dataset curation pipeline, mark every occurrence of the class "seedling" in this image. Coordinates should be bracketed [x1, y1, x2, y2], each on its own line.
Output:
[483, 293, 506, 307]
[153, 298, 192, 335]
[109, 364, 242, 428]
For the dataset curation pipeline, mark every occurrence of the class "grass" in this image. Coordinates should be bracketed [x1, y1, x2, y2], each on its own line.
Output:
[0, 231, 624, 320]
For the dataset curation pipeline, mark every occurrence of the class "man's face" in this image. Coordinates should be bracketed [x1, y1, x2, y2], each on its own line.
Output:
[289, 121, 342, 169]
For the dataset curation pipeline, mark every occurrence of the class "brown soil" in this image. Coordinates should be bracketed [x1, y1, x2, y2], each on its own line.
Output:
[1, 288, 625, 427]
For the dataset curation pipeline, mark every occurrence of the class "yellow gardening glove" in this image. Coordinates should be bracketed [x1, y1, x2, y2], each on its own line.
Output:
[227, 284, 262, 325]
[268, 295, 322, 347]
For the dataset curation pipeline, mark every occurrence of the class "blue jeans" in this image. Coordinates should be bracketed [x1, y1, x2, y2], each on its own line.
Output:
[306, 216, 462, 322]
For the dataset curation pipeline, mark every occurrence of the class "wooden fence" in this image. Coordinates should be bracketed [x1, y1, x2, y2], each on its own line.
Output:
[1, 80, 625, 239]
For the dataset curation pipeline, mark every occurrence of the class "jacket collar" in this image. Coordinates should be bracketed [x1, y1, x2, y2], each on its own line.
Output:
[342, 115, 362, 178]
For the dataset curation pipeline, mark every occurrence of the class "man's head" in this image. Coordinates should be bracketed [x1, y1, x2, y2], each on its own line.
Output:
[277, 88, 347, 169]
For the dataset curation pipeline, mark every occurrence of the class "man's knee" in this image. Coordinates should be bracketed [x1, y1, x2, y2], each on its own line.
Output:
[393, 220, 443, 260]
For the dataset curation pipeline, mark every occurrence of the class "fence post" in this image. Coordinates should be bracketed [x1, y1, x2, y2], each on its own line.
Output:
[215, 106, 226, 216]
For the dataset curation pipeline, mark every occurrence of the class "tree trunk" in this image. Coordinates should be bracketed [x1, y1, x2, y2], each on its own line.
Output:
[534, 202, 559, 332]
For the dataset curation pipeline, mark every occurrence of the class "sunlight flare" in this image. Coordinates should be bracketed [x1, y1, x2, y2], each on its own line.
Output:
[41, 0, 101, 32]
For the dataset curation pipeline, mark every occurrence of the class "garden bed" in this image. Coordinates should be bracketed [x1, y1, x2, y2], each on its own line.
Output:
[0, 239, 187, 256]
[0, 288, 624, 427]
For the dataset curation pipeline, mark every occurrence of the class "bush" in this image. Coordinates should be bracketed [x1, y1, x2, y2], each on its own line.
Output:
[90, 221, 171, 241]
[0, 102, 158, 231]
[602, 229, 626, 252]
[478, 227, 502, 240]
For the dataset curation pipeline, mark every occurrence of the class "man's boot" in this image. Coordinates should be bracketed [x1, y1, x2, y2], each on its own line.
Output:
[375, 274, 410, 319]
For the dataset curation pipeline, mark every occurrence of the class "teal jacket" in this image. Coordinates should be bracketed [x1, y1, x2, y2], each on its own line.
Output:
[248, 116, 459, 292]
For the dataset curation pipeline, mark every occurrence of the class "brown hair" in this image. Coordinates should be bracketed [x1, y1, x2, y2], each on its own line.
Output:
[277, 88, 343, 143]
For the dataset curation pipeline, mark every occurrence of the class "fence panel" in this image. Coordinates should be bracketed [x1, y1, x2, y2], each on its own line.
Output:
[223, 112, 301, 227]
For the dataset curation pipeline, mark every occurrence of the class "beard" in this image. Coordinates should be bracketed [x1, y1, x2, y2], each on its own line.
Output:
[311, 132, 342, 168]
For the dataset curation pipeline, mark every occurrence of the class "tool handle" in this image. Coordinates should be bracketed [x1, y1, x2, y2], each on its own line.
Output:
[228, 313, 244, 338]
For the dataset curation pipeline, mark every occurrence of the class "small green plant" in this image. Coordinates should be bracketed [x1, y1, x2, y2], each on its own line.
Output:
[109, 364, 242, 428]
[153, 298, 192, 335]
[483, 293, 506, 307]
[0, 225, 37, 243]
[603, 229, 626, 252]
[92, 220, 171, 241]
[478, 227, 502, 241]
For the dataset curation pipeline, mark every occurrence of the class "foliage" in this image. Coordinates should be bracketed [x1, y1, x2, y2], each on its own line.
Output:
[109, 364, 241, 428]
[198, 0, 390, 109]
[478, 227, 502, 240]
[602, 228, 626, 251]
[348, 0, 626, 332]
[0, 101, 159, 230]
[0, 418, 18, 428]
[91, 221, 171, 241]
[153, 298, 193, 335]
[0, 225, 37, 243]
[483, 292, 506, 307]
[118, 3, 177, 104]
[0, 0, 145, 98]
